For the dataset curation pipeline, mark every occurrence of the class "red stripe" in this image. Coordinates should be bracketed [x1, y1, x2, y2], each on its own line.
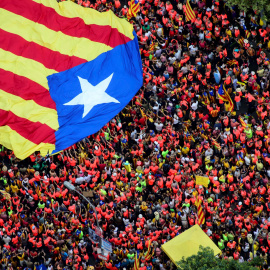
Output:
[186, 8, 195, 20]
[1, 0, 132, 48]
[0, 69, 56, 110]
[0, 109, 56, 145]
[186, 2, 195, 20]
[185, 10, 193, 21]
[0, 29, 86, 73]
[132, 6, 140, 13]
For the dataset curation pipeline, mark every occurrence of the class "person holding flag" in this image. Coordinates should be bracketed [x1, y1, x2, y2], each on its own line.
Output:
[218, 84, 235, 112]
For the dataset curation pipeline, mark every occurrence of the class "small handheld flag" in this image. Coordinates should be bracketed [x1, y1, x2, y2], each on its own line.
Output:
[127, 0, 140, 20]
[185, 0, 196, 22]
[218, 84, 234, 112]
[193, 191, 205, 225]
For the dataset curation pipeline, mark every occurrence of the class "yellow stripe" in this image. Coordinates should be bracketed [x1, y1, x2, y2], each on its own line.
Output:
[33, 0, 134, 40]
[0, 89, 59, 130]
[0, 48, 54, 90]
[0, 126, 55, 160]
[0, 9, 113, 62]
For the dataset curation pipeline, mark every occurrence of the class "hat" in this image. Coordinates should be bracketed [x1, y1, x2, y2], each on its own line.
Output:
[236, 88, 241, 92]
[244, 39, 248, 43]
[257, 127, 262, 130]
[251, 71, 255, 75]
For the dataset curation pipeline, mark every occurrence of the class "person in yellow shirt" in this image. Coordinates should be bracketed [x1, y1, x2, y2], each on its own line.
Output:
[10, 182, 19, 194]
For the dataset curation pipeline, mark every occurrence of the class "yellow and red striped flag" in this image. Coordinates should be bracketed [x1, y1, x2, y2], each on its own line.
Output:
[127, 0, 140, 20]
[185, 0, 196, 22]
[237, 36, 245, 47]
[133, 252, 140, 270]
[245, 30, 250, 38]
[227, 59, 238, 66]
[238, 116, 247, 129]
[193, 191, 205, 225]
[0, 190, 11, 201]
[149, 41, 156, 51]
[218, 84, 234, 112]
[0, 0, 141, 160]
[212, 138, 221, 151]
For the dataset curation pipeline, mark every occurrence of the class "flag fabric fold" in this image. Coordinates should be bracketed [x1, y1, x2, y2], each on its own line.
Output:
[0, 0, 142, 159]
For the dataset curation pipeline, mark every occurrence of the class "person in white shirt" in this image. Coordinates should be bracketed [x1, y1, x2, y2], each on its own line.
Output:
[189, 44, 198, 57]
[198, 31, 204, 40]
[152, 101, 160, 114]
[154, 121, 163, 132]
[174, 48, 182, 60]
[173, 114, 179, 125]
[168, 56, 176, 65]
[191, 100, 198, 111]
[75, 172, 91, 184]
[244, 155, 251, 166]
[205, 148, 213, 157]
[157, 26, 163, 37]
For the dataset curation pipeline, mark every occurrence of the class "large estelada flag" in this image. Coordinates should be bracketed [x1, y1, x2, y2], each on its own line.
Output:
[0, 0, 143, 159]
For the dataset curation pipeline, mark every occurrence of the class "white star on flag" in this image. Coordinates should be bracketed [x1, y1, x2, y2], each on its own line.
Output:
[64, 73, 120, 118]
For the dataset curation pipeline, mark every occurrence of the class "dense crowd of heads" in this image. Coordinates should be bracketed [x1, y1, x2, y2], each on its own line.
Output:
[1, 0, 270, 269]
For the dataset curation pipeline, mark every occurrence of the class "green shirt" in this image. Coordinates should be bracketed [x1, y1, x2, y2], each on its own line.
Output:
[33, 163, 40, 170]
[104, 132, 110, 140]
[162, 150, 169, 158]
[244, 128, 253, 139]
[143, 25, 150, 31]
[140, 180, 146, 188]
[218, 240, 225, 249]
[38, 202, 45, 209]
[100, 189, 107, 196]
[256, 162, 263, 171]
[127, 253, 134, 259]
[219, 175, 225, 183]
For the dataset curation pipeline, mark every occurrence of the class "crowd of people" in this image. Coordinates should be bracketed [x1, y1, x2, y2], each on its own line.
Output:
[1, 0, 270, 269]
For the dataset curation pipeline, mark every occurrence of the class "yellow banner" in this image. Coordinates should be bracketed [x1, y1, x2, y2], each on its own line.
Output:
[196, 175, 209, 188]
